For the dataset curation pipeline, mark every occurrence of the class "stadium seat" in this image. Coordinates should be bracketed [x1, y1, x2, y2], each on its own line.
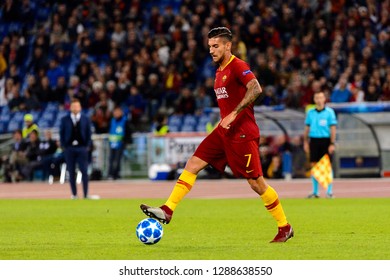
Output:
[12, 111, 25, 123]
[59, 163, 82, 185]
[168, 115, 183, 127]
[53, 110, 68, 128]
[197, 114, 211, 126]
[0, 120, 9, 134]
[7, 119, 22, 132]
[37, 119, 52, 129]
[45, 102, 59, 112]
[7, 22, 22, 33]
[180, 124, 195, 132]
[0, 111, 11, 122]
[196, 123, 207, 132]
[182, 115, 198, 126]
[36, 7, 51, 22]
[0, 23, 9, 39]
[168, 124, 181, 132]
[30, 110, 42, 122]
[41, 109, 57, 122]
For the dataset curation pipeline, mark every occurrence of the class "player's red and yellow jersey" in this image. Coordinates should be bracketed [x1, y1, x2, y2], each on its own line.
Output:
[214, 55, 260, 142]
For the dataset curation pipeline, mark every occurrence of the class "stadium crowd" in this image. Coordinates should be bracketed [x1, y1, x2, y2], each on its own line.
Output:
[0, 0, 389, 181]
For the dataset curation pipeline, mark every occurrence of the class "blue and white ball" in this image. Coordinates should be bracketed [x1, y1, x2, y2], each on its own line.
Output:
[136, 218, 163, 245]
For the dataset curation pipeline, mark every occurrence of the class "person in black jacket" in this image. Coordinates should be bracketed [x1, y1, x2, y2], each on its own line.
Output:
[2, 129, 28, 182]
[20, 130, 41, 180]
[60, 98, 92, 199]
[37, 129, 59, 181]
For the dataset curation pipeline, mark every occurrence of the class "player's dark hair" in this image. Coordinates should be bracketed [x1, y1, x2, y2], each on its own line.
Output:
[208, 27, 233, 41]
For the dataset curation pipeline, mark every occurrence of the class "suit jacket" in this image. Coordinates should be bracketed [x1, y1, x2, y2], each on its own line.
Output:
[60, 113, 92, 148]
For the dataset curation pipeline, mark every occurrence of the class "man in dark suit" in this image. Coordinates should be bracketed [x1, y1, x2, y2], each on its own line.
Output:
[60, 98, 93, 199]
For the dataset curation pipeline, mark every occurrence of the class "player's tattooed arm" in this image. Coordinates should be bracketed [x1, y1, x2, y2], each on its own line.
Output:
[233, 78, 262, 114]
[220, 78, 262, 129]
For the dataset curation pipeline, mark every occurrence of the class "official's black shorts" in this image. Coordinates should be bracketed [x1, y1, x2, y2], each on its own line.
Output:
[309, 137, 331, 162]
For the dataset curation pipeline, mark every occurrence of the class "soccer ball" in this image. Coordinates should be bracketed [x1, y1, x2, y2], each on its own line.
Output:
[136, 218, 163, 245]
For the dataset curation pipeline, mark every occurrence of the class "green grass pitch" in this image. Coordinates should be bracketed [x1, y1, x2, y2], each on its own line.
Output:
[0, 198, 389, 260]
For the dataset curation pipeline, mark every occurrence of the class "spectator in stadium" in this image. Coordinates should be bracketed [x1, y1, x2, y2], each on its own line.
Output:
[27, 47, 47, 74]
[163, 64, 182, 110]
[8, 63, 21, 85]
[2, 129, 27, 182]
[89, 80, 104, 108]
[7, 83, 25, 112]
[20, 130, 41, 181]
[46, 59, 65, 89]
[111, 71, 131, 107]
[175, 86, 196, 115]
[23, 88, 41, 111]
[111, 22, 126, 47]
[195, 85, 212, 115]
[126, 85, 145, 127]
[52, 75, 68, 104]
[105, 80, 118, 100]
[290, 135, 308, 179]
[365, 83, 381, 102]
[259, 85, 279, 106]
[0, 49, 7, 104]
[330, 76, 352, 103]
[350, 85, 365, 103]
[91, 91, 114, 134]
[25, 75, 40, 100]
[143, 75, 162, 112]
[65, 75, 89, 109]
[36, 76, 53, 104]
[37, 129, 59, 181]
[266, 153, 284, 179]
[259, 135, 272, 175]
[0, 45, 7, 80]
[181, 57, 198, 90]
[381, 72, 390, 101]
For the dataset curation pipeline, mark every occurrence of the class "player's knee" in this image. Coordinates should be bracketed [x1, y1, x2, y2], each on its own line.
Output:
[248, 177, 267, 195]
[184, 156, 207, 175]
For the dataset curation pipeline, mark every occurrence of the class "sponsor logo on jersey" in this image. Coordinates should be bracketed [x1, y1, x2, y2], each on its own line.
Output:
[242, 69, 252, 76]
[214, 87, 229, 99]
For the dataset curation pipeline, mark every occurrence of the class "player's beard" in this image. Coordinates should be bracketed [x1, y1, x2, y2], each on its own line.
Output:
[212, 53, 226, 66]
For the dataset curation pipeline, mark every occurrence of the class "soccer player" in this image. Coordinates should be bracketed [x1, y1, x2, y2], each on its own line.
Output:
[140, 27, 294, 242]
[303, 91, 338, 198]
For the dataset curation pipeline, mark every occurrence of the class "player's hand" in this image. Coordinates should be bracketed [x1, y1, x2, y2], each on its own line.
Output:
[328, 144, 335, 154]
[220, 111, 237, 129]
